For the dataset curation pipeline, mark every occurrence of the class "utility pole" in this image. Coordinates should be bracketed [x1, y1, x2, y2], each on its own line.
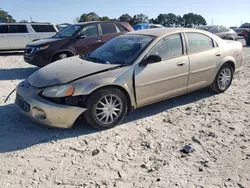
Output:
[212, 19, 214, 25]
[30, 16, 33, 22]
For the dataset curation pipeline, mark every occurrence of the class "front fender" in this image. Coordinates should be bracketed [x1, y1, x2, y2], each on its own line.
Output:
[71, 68, 136, 109]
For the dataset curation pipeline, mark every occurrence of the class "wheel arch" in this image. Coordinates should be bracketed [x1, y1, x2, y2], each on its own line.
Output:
[86, 84, 135, 113]
[219, 56, 236, 72]
[50, 50, 75, 62]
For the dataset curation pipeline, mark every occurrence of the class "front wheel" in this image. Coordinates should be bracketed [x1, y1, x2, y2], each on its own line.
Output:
[210, 64, 234, 93]
[85, 88, 128, 129]
[56, 53, 67, 61]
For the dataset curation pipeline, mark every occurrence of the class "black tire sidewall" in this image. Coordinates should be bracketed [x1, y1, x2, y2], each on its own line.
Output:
[85, 88, 128, 129]
[214, 64, 234, 92]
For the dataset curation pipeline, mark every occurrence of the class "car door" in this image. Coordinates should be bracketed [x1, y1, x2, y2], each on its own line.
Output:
[73, 23, 102, 55]
[7, 25, 29, 49]
[185, 32, 222, 92]
[0, 25, 10, 50]
[100, 23, 121, 45]
[135, 33, 189, 107]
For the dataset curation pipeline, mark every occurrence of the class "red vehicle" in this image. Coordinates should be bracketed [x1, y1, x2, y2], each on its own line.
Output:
[24, 21, 133, 67]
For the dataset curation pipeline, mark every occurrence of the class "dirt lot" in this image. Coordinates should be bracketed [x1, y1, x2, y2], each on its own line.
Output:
[0, 42, 250, 188]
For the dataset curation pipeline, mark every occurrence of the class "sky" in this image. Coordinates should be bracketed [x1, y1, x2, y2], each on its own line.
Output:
[1, 0, 250, 26]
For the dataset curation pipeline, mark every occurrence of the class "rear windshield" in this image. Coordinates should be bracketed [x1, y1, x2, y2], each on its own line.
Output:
[32, 25, 56, 32]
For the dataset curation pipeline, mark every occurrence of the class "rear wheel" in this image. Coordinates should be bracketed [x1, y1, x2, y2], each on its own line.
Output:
[84, 88, 128, 129]
[210, 63, 234, 93]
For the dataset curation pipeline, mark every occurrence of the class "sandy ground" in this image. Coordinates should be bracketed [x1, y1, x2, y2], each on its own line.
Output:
[0, 43, 250, 188]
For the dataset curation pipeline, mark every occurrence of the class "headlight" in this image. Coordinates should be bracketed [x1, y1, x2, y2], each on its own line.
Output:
[34, 45, 50, 52]
[41, 84, 75, 98]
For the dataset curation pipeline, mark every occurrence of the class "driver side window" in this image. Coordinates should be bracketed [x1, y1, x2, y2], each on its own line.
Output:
[148, 33, 183, 60]
[78, 24, 99, 38]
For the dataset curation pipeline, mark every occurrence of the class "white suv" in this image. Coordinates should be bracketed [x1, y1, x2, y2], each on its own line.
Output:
[0, 23, 58, 50]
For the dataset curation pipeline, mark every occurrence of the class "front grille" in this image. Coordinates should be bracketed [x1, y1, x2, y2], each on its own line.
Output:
[16, 94, 30, 112]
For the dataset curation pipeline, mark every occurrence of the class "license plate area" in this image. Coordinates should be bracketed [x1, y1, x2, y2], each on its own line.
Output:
[16, 94, 30, 112]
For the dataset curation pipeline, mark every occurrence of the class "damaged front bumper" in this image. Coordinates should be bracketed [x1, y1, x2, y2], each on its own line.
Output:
[15, 81, 86, 128]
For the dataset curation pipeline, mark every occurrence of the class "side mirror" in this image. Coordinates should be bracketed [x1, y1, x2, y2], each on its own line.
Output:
[140, 55, 162, 66]
[77, 34, 86, 39]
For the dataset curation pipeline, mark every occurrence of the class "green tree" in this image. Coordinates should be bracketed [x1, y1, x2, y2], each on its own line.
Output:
[79, 13, 89, 22]
[176, 15, 184, 27]
[0, 8, 16, 23]
[130, 14, 149, 26]
[119, 14, 132, 23]
[79, 12, 100, 22]
[165, 13, 178, 27]
[100, 16, 109, 21]
[154, 14, 167, 26]
[183, 13, 207, 27]
[87, 12, 100, 21]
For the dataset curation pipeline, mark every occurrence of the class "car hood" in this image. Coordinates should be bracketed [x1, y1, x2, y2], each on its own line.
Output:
[27, 38, 63, 46]
[28, 56, 122, 88]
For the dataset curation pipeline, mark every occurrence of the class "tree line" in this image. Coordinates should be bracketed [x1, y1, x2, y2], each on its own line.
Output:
[0, 8, 16, 23]
[78, 12, 207, 27]
[0, 8, 207, 27]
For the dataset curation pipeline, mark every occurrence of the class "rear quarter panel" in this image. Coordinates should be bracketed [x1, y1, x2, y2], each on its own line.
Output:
[220, 40, 244, 72]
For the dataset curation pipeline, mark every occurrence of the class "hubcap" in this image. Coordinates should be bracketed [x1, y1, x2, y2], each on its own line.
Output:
[95, 94, 123, 125]
[217, 68, 232, 90]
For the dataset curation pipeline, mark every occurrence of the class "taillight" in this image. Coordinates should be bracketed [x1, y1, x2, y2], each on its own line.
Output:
[242, 31, 247, 36]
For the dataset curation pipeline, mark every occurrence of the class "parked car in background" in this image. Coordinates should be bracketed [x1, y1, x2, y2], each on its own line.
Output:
[24, 21, 133, 67]
[0, 23, 58, 50]
[197, 25, 237, 40]
[133, 23, 164, 30]
[56, 23, 71, 31]
[229, 26, 237, 31]
[240, 23, 250, 30]
[235, 28, 248, 37]
[16, 28, 244, 129]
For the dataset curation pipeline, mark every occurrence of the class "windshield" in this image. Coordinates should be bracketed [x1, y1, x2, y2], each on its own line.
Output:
[53, 25, 81, 38]
[81, 35, 155, 65]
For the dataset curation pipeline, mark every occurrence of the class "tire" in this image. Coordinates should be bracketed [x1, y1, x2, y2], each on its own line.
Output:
[210, 63, 234, 93]
[56, 53, 67, 61]
[84, 87, 128, 129]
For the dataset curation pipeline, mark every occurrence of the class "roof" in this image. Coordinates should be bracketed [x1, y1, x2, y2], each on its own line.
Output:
[125, 28, 204, 37]
[0, 22, 53, 25]
[76, 21, 128, 25]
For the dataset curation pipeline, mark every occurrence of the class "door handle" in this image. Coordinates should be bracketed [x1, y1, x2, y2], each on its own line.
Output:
[177, 61, 185, 66]
[215, 52, 221, 56]
[95, 40, 101, 43]
[24, 35, 28, 37]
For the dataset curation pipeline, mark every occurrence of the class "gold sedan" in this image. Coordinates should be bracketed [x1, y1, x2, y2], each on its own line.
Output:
[16, 28, 244, 129]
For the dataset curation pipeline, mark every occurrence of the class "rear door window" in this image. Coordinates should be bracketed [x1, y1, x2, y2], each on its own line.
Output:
[0, 25, 9, 33]
[186, 32, 214, 53]
[9, 25, 28, 33]
[101, 23, 117, 35]
[31, 25, 56, 32]
[115, 24, 127, 32]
